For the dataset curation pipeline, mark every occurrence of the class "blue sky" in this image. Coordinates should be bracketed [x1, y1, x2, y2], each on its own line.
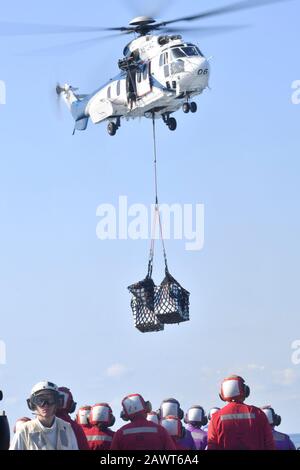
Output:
[0, 0, 300, 434]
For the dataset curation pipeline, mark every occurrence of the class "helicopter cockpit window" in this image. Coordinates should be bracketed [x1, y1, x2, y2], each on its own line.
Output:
[107, 86, 111, 99]
[181, 46, 202, 57]
[170, 48, 186, 60]
[116, 80, 121, 96]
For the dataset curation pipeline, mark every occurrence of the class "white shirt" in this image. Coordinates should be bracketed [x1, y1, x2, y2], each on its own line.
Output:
[10, 417, 78, 450]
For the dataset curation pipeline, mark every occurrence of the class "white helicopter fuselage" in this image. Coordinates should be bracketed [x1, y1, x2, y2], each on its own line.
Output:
[60, 34, 210, 134]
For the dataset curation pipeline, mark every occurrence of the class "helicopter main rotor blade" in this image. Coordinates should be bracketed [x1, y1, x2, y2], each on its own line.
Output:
[20, 32, 132, 56]
[161, 24, 249, 36]
[156, 0, 292, 28]
[0, 21, 133, 36]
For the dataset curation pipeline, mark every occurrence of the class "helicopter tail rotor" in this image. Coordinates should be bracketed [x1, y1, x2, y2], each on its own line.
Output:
[55, 82, 79, 111]
[56, 83, 79, 96]
[56, 83, 65, 96]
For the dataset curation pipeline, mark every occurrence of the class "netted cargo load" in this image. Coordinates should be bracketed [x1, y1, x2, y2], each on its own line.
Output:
[128, 116, 190, 333]
[154, 271, 190, 324]
[128, 276, 164, 333]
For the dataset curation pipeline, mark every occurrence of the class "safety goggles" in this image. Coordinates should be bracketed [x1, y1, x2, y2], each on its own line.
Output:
[32, 395, 56, 407]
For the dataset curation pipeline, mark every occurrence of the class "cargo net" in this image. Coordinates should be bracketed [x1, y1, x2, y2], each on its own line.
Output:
[154, 271, 190, 325]
[128, 277, 164, 333]
[128, 115, 190, 333]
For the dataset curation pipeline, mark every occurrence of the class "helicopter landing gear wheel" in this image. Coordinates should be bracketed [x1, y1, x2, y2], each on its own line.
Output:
[108, 122, 117, 136]
[190, 102, 197, 113]
[182, 102, 190, 114]
[168, 117, 177, 131]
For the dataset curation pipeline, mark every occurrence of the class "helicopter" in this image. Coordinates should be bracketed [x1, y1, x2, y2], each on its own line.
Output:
[0, 0, 292, 136]
[57, 20, 210, 136]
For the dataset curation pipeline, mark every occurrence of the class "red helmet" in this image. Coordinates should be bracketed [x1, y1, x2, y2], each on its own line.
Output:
[121, 394, 152, 421]
[161, 415, 185, 439]
[76, 406, 91, 426]
[219, 375, 250, 402]
[58, 387, 77, 414]
[14, 417, 31, 434]
[89, 403, 115, 428]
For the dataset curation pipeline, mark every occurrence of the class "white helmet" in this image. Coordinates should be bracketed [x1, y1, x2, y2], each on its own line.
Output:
[31, 381, 59, 396]
[27, 381, 60, 411]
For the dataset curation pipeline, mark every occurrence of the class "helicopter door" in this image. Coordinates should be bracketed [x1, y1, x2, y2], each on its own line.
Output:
[136, 63, 151, 98]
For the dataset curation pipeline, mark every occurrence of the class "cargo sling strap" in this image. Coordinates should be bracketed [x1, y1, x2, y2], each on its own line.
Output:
[128, 115, 190, 333]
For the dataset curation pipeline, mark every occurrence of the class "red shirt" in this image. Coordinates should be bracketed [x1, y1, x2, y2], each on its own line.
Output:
[85, 426, 115, 451]
[111, 415, 177, 451]
[208, 402, 276, 450]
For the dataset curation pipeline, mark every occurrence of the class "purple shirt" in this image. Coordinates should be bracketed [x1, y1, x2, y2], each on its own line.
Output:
[185, 425, 207, 450]
[273, 430, 296, 450]
[178, 427, 196, 450]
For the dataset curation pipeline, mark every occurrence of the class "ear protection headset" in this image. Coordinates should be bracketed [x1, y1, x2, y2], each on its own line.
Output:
[58, 387, 77, 414]
[90, 403, 115, 428]
[219, 375, 250, 402]
[158, 398, 184, 421]
[120, 394, 152, 421]
[184, 406, 208, 427]
[262, 406, 281, 427]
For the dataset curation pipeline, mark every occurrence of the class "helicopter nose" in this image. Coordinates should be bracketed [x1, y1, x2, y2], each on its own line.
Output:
[190, 57, 209, 89]
[183, 56, 210, 85]
[194, 57, 210, 79]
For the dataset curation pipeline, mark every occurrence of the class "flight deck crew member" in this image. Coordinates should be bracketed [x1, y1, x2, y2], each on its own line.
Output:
[111, 393, 176, 451]
[207, 375, 275, 450]
[10, 381, 78, 450]
[158, 398, 196, 450]
[261, 406, 296, 450]
[85, 403, 115, 450]
[184, 406, 208, 450]
[160, 415, 189, 450]
[56, 386, 89, 450]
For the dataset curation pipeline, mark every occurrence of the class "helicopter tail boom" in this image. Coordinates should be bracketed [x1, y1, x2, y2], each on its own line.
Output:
[56, 83, 89, 132]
